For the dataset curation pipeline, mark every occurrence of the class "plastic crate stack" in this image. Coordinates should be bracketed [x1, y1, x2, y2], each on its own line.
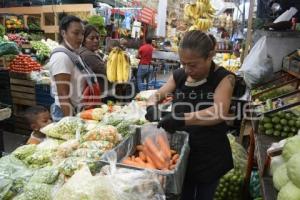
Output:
[35, 84, 54, 109]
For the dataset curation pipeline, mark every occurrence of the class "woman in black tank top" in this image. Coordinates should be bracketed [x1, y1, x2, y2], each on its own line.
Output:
[145, 30, 235, 200]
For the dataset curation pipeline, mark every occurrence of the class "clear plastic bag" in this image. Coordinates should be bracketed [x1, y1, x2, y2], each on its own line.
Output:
[239, 36, 273, 88]
[0, 155, 34, 199]
[54, 154, 165, 200]
[41, 117, 86, 140]
[227, 134, 248, 173]
[140, 124, 172, 170]
[82, 125, 121, 145]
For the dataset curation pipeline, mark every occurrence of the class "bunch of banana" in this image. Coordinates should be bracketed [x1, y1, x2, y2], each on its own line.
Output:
[106, 47, 130, 83]
[184, 0, 215, 31]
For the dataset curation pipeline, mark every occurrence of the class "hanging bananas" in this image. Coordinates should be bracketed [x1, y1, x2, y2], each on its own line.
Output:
[183, 0, 215, 32]
[106, 47, 130, 83]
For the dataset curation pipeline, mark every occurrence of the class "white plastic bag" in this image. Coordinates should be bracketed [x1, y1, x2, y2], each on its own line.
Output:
[239, 36, 273, 88]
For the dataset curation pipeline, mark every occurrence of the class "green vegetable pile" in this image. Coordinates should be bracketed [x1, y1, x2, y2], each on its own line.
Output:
[13, 144, 37, 160]
[14, 183, 53, 200]
[256, 87, 295, 102]
[0, 40, 20, 56]
[258, 111, 300, 138]
[42, 117, 86, 141]
[88, 15, 106, 36]
[0, 155, 34, 200]
[29, 166, 59, 184]
[30, 41, 51, 63]
[214, 134, 247, 200]
[270, 135, 300, 199]
[214, 169, 244, 200]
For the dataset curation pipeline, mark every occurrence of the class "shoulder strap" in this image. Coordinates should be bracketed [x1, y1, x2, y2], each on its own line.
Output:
[51, 47, 86, 73]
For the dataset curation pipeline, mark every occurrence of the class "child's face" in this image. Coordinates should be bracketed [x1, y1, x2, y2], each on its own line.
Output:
[32, 111, 52, 130]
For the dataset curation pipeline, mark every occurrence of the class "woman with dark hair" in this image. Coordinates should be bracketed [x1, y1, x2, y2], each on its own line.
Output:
[79, 24, 106, 92]
[50, 16, 101, 121]
[49, 15, 85, 121]
[145, 30, 235, 200]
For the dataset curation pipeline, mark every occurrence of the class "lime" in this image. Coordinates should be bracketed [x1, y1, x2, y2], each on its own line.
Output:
[296, 121, 300, 128]
[277, 111, 285, 118]
[281, 132, 287, 137]
[285, 113, 293, 119]
[280, 119, 288, 125]
[271, 116, 280, 123]
[265, 129, 274, 135]
[275, 124, 282, 131]
[283, 126, 290, 132]
[274, 130, 281, 136]
[262, 117, 271, 123]
[291, 127, 298, 133]
[263, 123, 273, 129]
[288, 120, 295, 126]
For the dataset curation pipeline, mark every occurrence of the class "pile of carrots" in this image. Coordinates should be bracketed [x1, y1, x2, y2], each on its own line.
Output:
[122, 134, 180, 171]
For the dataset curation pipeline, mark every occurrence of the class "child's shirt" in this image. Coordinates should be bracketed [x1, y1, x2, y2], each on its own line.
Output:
[26, 131, 46, 145]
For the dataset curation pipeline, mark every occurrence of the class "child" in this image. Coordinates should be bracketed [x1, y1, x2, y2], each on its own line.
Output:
[24, 106, 52, 145]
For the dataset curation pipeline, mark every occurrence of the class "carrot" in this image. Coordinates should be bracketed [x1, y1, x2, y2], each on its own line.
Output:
[136, 145, 144, 151]
[143, 145, 165, 169]
[122, 159, 144, 168]
[170, 150, 177, 155]
[172, 154, 179, 164]
[139, 151, 146, 162]
[157, 134, 171, 160]
[170, 164, 176, 170]
[146, 155, 154, 166]
[135, 157, 146, 166]
[145, 162, 156, 169]
[80, 109, 93, 120]
[144, 138, 166, 165]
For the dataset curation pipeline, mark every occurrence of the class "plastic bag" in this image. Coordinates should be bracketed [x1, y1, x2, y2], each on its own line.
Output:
[58, 157, 100, 177]
[41, 117, 86, 140]
[24, 149, 54, 169]
[239, 36, 273, 88]
[55, 152, 165, 200]
[214, 134, 248, 200]
[82, 125, 121, 145]
[227, 134, 248, 173]
[14, 183, 53, 200]
[0, 155, 34, 199]
[29, 166, 59, 184]
[12, 144, 37, 161]
[140, 124, 172, 170]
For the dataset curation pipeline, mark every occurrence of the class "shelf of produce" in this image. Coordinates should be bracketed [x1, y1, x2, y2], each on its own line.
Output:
[254, 133, 278, 200]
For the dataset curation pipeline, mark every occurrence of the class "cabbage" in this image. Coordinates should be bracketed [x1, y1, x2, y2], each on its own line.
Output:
[282, 135, 300, 162]
[277, 182, 300, 200]
[270, 155, 285, 176]
[287, 152, 300, 188]
[273, 163, 289, 191]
